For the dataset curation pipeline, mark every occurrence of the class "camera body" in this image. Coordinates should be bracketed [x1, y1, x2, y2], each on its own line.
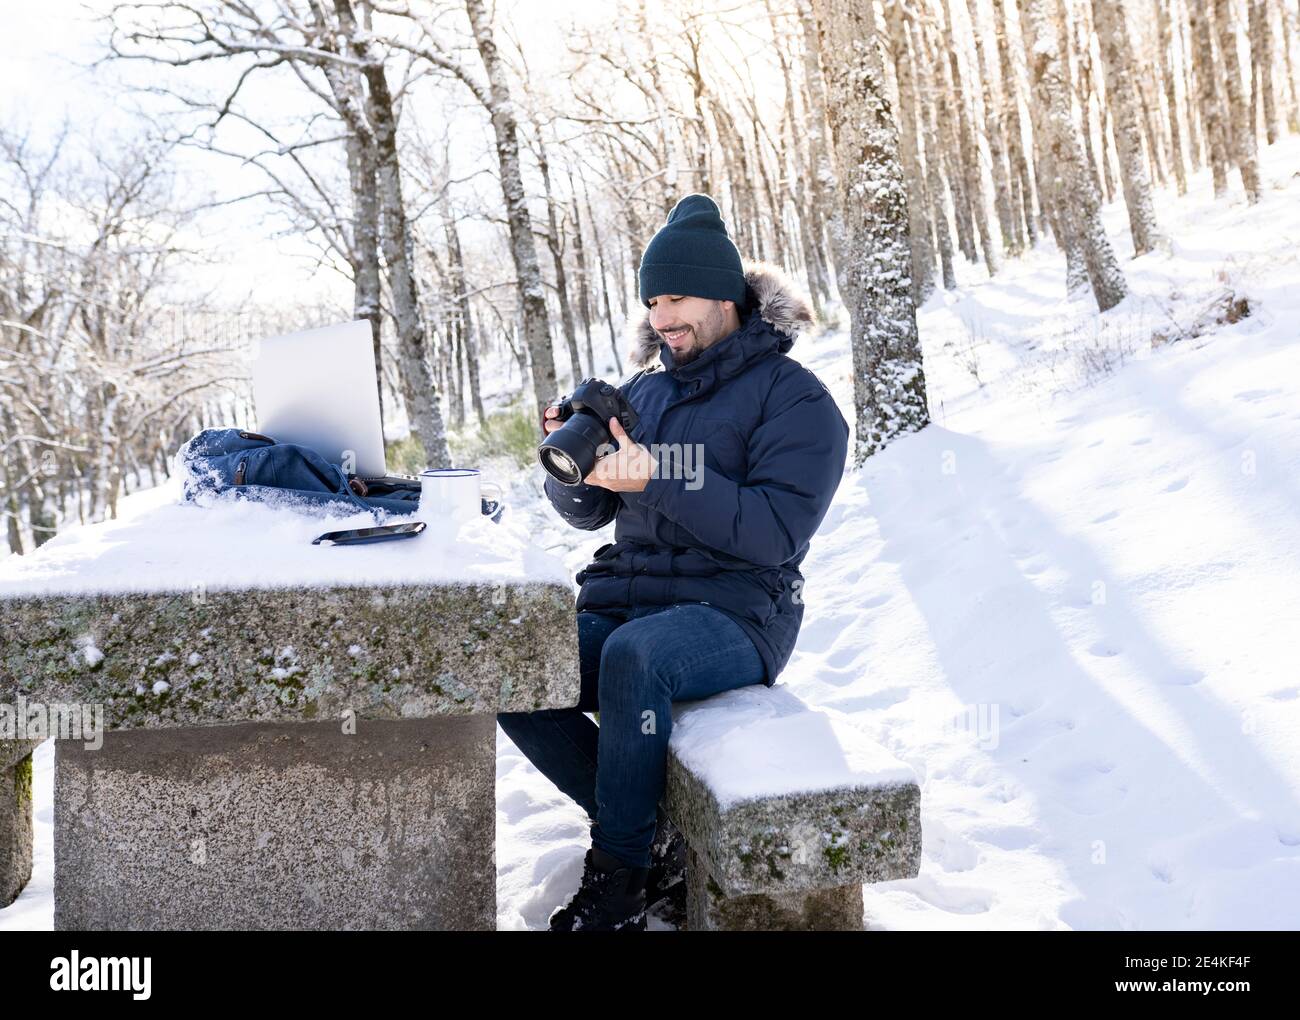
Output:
[538, 377, 641, 486]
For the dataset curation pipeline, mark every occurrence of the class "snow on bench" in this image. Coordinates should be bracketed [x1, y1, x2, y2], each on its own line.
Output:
[663, 684, 921, 930]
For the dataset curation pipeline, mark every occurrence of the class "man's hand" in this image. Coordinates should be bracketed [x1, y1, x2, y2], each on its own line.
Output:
[541, 403, 565, 436]
[585, 417, 655, 492]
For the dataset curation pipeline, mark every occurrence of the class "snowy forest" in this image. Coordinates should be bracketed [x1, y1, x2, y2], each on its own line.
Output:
[4, 0, 1300, 936]
[1, 0, 1294, 554]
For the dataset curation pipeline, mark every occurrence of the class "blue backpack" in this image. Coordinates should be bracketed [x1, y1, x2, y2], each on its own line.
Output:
[176, 428, 425, 517]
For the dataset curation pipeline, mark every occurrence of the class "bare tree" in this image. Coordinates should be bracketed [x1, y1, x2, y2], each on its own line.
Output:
[1092, 0, 1163, 254]
[1188, 0, 1234, 196]
[104, 0, 453, 465]
[938, 0, 1002, 276]
[885, 0, 938, 301]
[798, 0, 845, 299]
[1018, 0, 1128, 309]
[1248, 0, 1279, 145]
[813, 0, 930, 463]
[1154, 0, 1190, 196]
[1211, 0, 1262, 202]
[1, 128, 245, 549]
[992, 0, 1040, 248]
[916, 10, 959, 289]
[458, 0, 559, 413]
[332, 0, 450, 465]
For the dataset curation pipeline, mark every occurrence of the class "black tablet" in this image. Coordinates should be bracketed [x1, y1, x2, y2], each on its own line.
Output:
[311, 522, 427, 546]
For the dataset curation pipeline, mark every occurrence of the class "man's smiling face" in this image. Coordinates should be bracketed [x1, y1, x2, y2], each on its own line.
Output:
[647, 293, 741, 367]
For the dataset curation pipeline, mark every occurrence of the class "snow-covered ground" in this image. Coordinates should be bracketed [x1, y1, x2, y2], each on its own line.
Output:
[5, 137, 1300, 931]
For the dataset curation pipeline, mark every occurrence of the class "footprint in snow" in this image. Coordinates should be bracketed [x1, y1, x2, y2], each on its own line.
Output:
[826, 688, 909, 713]
[1234, 388, 1283, 403]
[1149, 858, 1176, 884]
[826, 645, 860, 670]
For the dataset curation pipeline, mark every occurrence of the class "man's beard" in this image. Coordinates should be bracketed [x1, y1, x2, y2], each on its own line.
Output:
[670, 331, 704, 366]
[663, 306, 725, 366]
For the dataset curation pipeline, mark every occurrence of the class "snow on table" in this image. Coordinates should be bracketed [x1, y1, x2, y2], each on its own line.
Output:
[0, 477, 572, 599]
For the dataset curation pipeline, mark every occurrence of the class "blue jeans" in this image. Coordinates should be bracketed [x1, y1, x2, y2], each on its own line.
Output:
[497, 602, 766, 869]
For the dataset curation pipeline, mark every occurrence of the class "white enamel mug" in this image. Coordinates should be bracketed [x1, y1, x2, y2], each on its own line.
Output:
[419, 468, 501, 525]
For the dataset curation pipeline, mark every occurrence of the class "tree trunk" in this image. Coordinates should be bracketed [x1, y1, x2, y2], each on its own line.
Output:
[465, 0, 559, 415]
[535, 129, 583, 387]
[1070, 5, 1113, 205]
[1180, 1, 1207, 170]
[885, 0, 935, 302]
[769, 0, 827, 319]
[1279, 0, 1300, 134]
[993, 0, 1039, 248]
[927, 14, 977, 266]
[1092, 0, 1163, 255]
[1188, 0, 1233, 197]
[968, 0, 1019, 256]
[1155, 0, 1190, 195]
[940, 0, 1001, 275]
[798, 0, 845, 298]
[582, 179, 622, 368]
[360, 58, 450, 466]
[567, 183, 598, 378]
[343, 131, 385, 430]
[442, 200, 486, 427]
[915, 16, 958, 290]
[812, 0, 930, 464]
[1212, 0, 1262, 202]
[1019, 0, 1128, 310]
[1137, 64, 1170, 189]
[1249, 0, 1279, 144]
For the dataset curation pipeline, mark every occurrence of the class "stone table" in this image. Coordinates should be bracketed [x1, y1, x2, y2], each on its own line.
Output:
[0, 491, 579, 929]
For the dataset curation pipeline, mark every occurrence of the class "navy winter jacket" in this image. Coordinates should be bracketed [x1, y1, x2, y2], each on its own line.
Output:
[176, 428, 423, 516]
[544, 261, 850, 685]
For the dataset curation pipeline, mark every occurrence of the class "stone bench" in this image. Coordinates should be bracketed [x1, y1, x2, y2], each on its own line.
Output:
[662, 684, 921, 930]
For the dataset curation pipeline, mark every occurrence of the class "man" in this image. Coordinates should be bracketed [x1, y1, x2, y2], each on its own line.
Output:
[497, 194, 850, 931]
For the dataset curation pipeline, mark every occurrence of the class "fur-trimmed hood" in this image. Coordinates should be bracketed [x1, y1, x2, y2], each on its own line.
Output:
[626, 259, 816, 370]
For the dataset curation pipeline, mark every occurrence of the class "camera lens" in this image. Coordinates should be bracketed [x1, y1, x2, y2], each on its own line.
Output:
[538, 411, 609, 485]
[539, 446, 582, 486]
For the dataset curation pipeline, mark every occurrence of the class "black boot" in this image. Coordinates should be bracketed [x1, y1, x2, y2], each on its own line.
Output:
[548, 846, 650, 931]
[645, 815, 687, 927]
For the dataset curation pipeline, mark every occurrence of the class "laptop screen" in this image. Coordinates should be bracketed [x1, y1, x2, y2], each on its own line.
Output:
[250, 319, 387, 478]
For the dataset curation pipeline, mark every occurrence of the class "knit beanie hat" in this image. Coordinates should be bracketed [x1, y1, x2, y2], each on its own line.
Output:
[638, 194, 747, 309]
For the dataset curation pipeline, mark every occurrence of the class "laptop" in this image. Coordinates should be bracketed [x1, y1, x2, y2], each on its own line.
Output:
[250, 319, 419, 485]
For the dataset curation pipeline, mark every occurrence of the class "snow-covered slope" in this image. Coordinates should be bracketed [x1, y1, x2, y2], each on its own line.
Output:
[5, 138, 1299, 933]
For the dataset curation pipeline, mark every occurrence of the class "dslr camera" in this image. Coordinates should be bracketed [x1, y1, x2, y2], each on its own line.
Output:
[538, 377, 640, 485]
